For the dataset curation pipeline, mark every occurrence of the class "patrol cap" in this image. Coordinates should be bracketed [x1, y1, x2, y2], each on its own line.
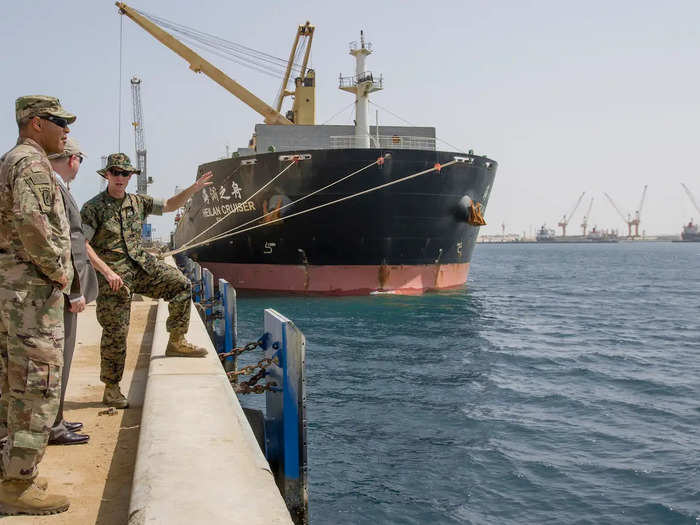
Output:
[97, 152, 141, 178]
[15, 95, 76, 125]
[47, 137, 86, 160]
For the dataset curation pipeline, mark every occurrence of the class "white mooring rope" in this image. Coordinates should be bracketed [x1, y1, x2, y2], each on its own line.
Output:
[164, 159, 457, 257]
[178, 159, 298, 251]
[191, 157, 383, 248]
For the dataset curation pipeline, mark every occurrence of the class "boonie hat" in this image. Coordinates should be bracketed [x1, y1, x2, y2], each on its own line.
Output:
[48, 137, 86, 160]
[15, 95, 76, 124]
[97, 152, 141, 178]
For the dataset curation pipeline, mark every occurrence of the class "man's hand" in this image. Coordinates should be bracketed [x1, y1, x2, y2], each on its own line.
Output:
[164, 172, 215, 213]
[69, 296, 86, 313]
[105, 269, 124, 291]
[193, 171, 214, 193]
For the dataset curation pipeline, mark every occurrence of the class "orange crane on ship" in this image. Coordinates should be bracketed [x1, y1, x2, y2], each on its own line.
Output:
[580, 197, 594, 236]
[558, 192, 585, 237]
[604, 185, 648, 238]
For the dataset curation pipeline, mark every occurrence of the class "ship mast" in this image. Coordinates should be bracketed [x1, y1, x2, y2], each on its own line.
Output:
[339, 31, 383, 148]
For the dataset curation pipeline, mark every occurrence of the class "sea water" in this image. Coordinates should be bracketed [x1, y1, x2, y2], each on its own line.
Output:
[237, 242, 700, 524]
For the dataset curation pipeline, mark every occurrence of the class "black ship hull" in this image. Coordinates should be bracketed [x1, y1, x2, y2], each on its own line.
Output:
[172, 148, 496, 294]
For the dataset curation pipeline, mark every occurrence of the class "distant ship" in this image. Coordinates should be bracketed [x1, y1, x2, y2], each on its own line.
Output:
[679, 184, 700, 241]
[118, 5, 496, 294]
[681, 221, 700, 242]
[535, 225, 556, 242]
[536, 225, 618, 243]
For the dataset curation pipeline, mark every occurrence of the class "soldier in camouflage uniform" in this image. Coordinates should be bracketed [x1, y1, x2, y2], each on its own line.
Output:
[81, 153, 213, 409]
[0, 95, 75, 515]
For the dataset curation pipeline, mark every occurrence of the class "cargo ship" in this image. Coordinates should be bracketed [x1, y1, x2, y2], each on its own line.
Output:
[681, 221, 700, 242]
[118, 4, 496, 294]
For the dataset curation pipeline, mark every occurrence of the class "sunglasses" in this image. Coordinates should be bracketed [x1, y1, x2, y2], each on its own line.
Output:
[40, 115, 69, 129]
[109, 169, 132, 177]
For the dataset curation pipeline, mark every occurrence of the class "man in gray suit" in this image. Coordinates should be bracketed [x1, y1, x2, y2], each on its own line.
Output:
[48, 137, 98, 445]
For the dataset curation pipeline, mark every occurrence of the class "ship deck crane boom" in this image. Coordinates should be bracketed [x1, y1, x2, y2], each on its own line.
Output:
[681, 183, 700, 215]
[276, 22, 315, 124]
[557, 191, 585, 237]
[115, 2, 292, 126]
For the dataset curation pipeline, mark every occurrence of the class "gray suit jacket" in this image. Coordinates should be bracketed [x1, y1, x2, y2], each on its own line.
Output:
[57, 180, 98, 304]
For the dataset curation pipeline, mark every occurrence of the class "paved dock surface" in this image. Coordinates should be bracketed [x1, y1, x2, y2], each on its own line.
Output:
[4, 300, 155, 524]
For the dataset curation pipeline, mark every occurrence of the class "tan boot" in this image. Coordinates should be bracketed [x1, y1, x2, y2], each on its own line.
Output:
[102, 383, 129, 409]
[34, 477, 48, 491]
[0, 478, 69, 515]
[165, 334, 207, 358]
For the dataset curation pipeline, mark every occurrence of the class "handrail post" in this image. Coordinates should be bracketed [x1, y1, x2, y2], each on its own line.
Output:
[219, 278, 238, 372]
[191, 263, 202, 303]
[201, 268, 214, 329]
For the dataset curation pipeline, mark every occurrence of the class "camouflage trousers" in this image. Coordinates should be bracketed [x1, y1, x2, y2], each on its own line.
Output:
[96, 259, 191, 385]
[0, 284, 63, 480]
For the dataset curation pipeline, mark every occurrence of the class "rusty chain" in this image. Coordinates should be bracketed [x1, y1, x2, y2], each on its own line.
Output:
[227, 357, 278, 378]
[218, 340, 262, 361]
[233, 364, 277, 395]
[234, 381, 278, 395]
[219, 336, 281, 395]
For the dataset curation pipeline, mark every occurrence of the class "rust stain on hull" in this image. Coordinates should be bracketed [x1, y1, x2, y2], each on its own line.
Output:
[378, 264, 391, 290]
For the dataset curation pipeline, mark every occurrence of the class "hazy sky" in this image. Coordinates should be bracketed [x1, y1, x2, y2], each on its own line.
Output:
[2, 1, 699, 239]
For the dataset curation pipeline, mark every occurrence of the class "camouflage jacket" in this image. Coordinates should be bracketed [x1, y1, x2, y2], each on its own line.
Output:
[0, 138, 73, 290]
[80, 191, 164, 274]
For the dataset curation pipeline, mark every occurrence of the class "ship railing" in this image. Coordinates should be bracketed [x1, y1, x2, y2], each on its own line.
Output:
[329, 134, 437, 150]
[338, 71, 383, 89]
[349, 40, 373, 52]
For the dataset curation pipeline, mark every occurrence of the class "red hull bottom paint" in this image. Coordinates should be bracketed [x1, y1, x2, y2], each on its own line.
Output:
[201, 262, 471, 295]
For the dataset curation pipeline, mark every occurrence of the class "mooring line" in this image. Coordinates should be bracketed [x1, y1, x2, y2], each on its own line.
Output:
[200, 157, 383, 244]
[178, 160, 296, 251]
[165, 159, 456, 257]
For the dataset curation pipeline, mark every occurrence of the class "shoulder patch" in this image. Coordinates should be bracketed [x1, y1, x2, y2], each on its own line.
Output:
[41, 187, 52, 207]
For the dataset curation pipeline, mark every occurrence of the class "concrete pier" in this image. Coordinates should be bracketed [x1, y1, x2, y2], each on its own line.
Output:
[3, 295, 292, 524]
[129, 297, 292, 524]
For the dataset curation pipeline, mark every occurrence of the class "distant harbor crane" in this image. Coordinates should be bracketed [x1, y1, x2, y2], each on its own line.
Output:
[130, 76, 152, 241]
[99, 155, 108, 192]
[581, 197, 594, 236]
[604, 185, 647, 238]
[557, 192, 585, 237]
[130, 76, 148, 195]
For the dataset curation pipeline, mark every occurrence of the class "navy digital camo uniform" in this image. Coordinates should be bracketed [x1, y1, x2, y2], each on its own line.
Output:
[80, 189, 192, 385]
